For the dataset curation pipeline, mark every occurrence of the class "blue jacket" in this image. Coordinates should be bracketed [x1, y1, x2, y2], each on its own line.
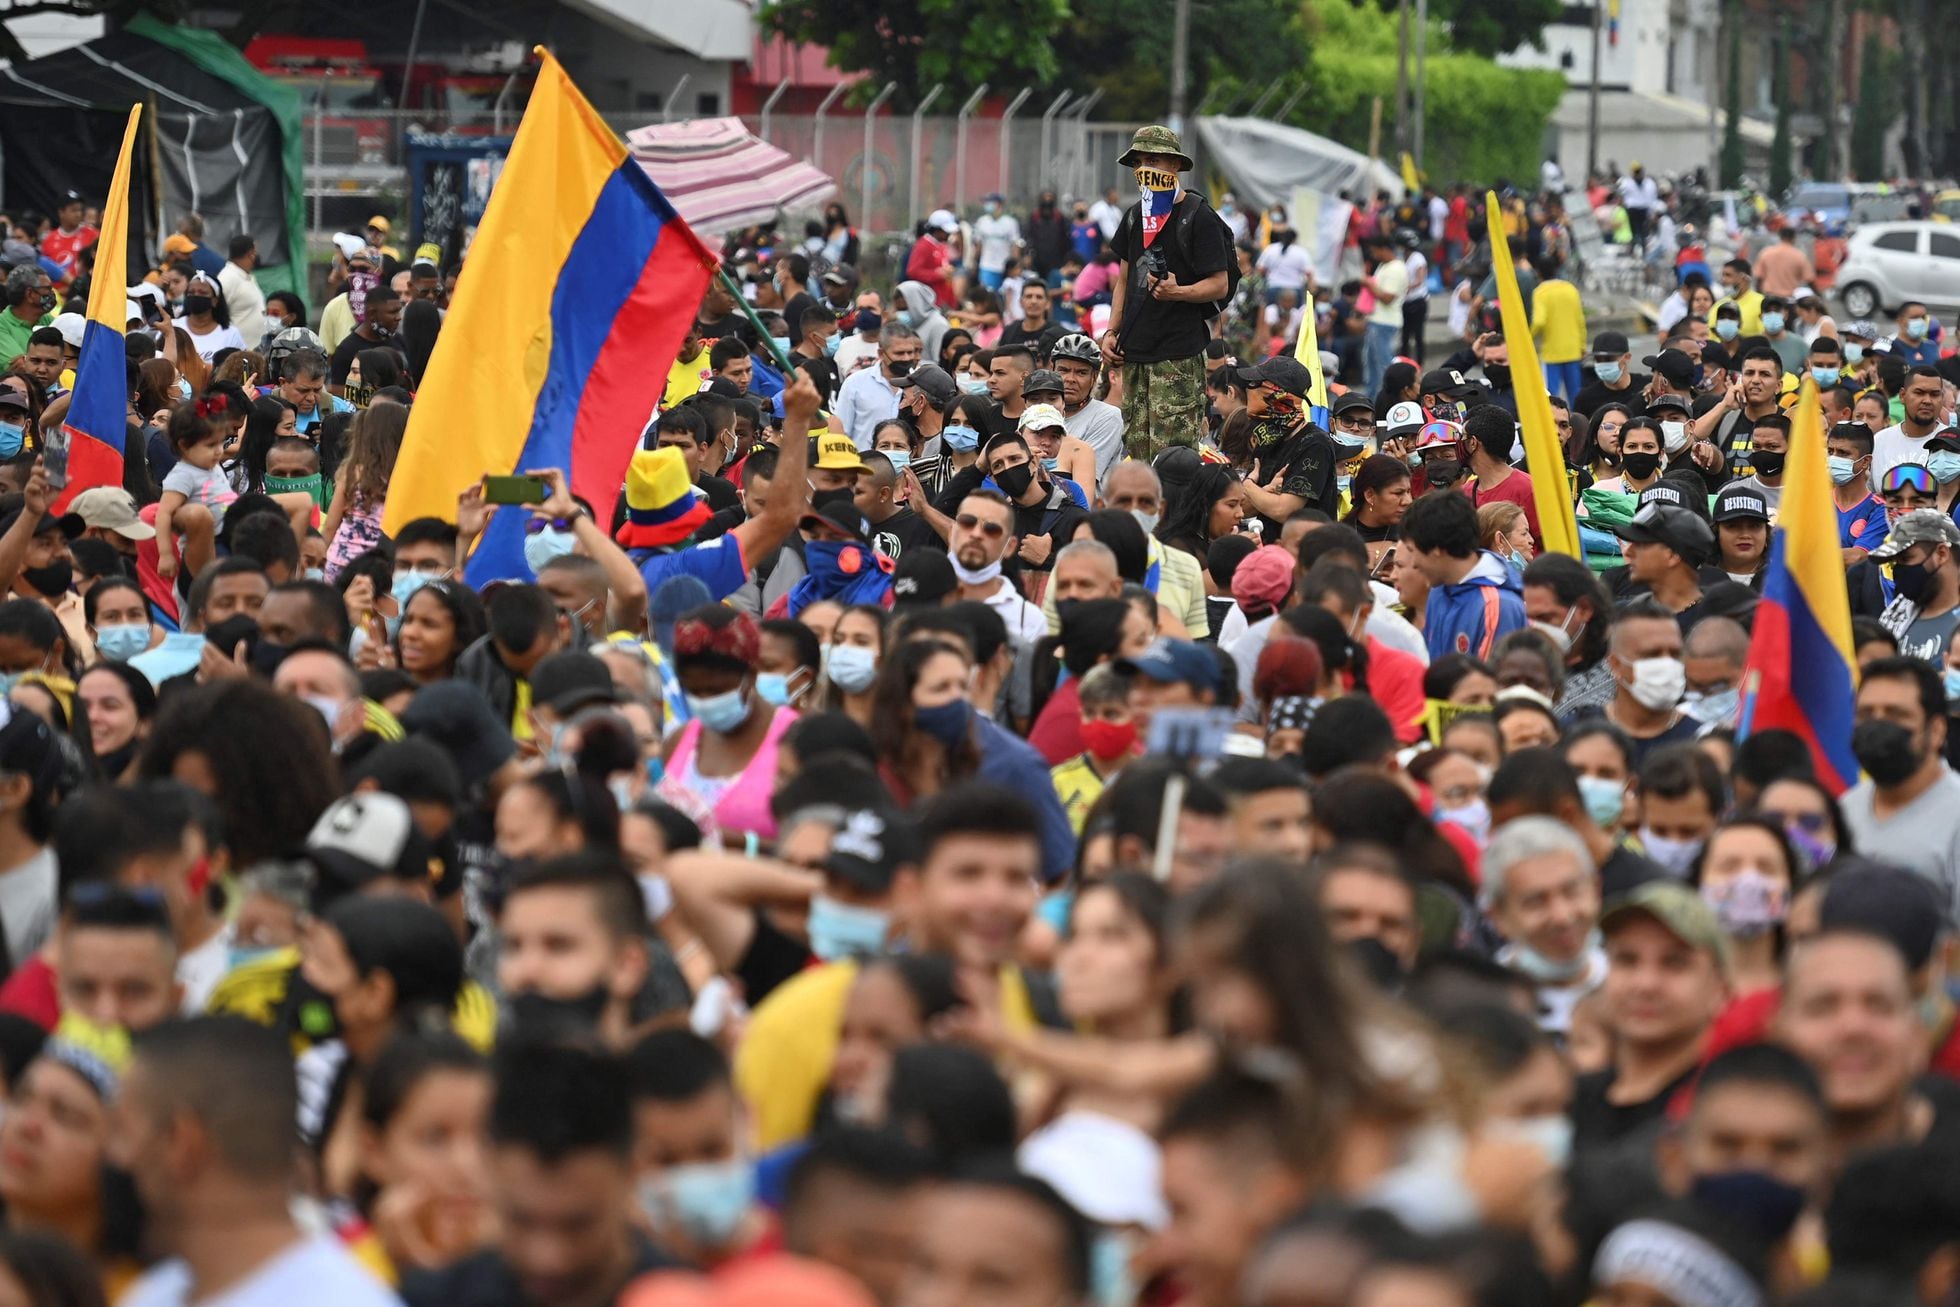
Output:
[973, 712, 1077, 882]
[1424, 550, 1527, 663]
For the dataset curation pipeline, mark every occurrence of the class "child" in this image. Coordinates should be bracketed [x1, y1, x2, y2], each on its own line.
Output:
[154, 402, 234, 579]
[322, 404, 406, 581]
[1050, 664, 1139, 834]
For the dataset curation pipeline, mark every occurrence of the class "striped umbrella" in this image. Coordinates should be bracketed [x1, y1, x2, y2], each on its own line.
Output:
[624, 116, 837, 236]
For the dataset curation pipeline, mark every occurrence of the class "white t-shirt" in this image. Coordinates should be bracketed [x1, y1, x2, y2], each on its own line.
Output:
[173, 318, 248, 364]
[976, 580, 1048, 646]
[1256, 241, 1315, 291]
[832, 332, 881, 380]
[1368, 259, 1409, 327]
[0, 846, 55, 973]
[120, 1235, 403, 1307]
[1403, 250, 1430, 301]
[973, 213, 1020, 274]
[177, 924, 233, 1014]
[1872, 422, 1938, 481]
[1090, 199, 1124, 240]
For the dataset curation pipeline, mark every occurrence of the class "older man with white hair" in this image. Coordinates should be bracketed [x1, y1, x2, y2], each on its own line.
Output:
[1483, 815, 1606, 1038]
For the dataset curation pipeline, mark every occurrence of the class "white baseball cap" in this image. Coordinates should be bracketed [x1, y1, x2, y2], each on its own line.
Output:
[51, 312, 86, 351]
[1385, 400, 1427, 435]
[927, 208, 960, 234]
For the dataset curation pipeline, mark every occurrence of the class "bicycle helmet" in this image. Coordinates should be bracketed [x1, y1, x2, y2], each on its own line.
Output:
[1051, 333, 1100, 365]
[265, 326, 326, 381]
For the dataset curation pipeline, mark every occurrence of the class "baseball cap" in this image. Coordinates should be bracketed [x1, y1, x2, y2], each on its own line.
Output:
[1331, 391, 1375, 418]
[0, 389, 28, 413]
[304, 792, 438, 897]
[1819, 864, 1950, 965]
[900, 363, 957, 406]
[820, 264, 857, 287]
[1842, 319, 1880, 342]
[1384, 400, 1426, 438]
[1233, 356, 1312, 396]
[1791, 285, 1823, 305]
[62, 487, 155, 541]
[51, 313, 86, 351]
[822, 807, 920, 894]
[331, 232, 367, 261]
[398, 681, 518, 788]
[1645, 390, 1693, 416]
[1600, 880, 1729, 971]
[1116, 639, 1223, 696]
[1419, 367, 1480, 397]
[1017, 402, 1067, 433]
[1699, 342, 1735, 372]
[1615, 501, 1715, 566]
[891, 548, 956, 609]
[1711, 484, 1769, 524]
[813, 431, 869, 474]
[1867, 508, 1960, 562]
[0, 494, 81, 541]
[1230, 545, 1296, 610]
[1592, 330, 1630, 357]
[927, 208, 960, 234]
[1642, 349, 1697, 388]
[799, 488, 871, 542]
[366, 214, 392, 234]
[1021, 368, 1065, 399]
[529, 650, 620, 716]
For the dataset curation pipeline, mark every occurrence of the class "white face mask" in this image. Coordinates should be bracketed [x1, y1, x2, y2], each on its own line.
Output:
[1661, 421, 1689, 455]
[1622, 655, 1686, 712]
[1530, 613, 1575, 656]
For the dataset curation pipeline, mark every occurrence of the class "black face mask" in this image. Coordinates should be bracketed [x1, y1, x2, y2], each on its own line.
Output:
[1483, 364, 1511, 388]
[505, 986, 611, 1037]
[1851, 719, 1923, 786]
[994, 461, 1036, 501]
[1422, 457, 1461, 487]
[886, 357, 914, 379]
[1620, 451, 1662, 480]
[182, 294, 215, 317]
[1750, 450, 1786, 478]
[1891, 554, 1944, 605]
[1345, 936, 1405, 991]
[21, 558, 71, 597]
[205, 614, 259, 662]
[250, 638, 290, 678]
[95, 737, 139, 780]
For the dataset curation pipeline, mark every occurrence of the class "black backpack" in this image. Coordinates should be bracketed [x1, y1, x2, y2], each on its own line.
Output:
[1170, 192, 1242, 320]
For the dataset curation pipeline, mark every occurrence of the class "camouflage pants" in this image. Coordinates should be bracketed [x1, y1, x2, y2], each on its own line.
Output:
[1120, 354, 1207, 463]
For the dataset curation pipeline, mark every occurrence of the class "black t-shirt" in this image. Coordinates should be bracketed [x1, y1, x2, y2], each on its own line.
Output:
[1600, 843, 1667, 900]
[1010, 485, 1088, 573]
[736, 908, 813, 1006]
[868, 506, 939, 559]
[1000, 318, 1065, 359]
[695, 473, 740, 514]
[698, 310, 758, 349]
[1573, 373, 1649, 419]
[1249, 422, 1340, 530]
[791, 348, 838, 403]
[329, 328, 398, 385]
[1571, 1062, 1699, 1151]
[1112, 193, 1233, 365]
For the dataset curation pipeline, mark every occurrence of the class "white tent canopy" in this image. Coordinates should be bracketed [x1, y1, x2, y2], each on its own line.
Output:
[1194, 115, 1405, 209]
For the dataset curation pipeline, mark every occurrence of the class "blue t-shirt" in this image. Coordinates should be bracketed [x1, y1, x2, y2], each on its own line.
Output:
[633, 535, 749, 601]
[1837, 495, 1888, 550]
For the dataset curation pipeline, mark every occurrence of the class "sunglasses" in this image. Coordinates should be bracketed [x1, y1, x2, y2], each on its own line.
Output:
[1881, 464, 1935, 494]
[524, 516, 576, 535]
[955, 512, 1007, 539]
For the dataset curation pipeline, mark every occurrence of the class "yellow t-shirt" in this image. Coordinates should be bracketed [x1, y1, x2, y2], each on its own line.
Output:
[1051, 754, 1106, 835]
[1711, 288, 1764, 337]
[1530, 277, 1588, 364]
[664, 347, 713, 409]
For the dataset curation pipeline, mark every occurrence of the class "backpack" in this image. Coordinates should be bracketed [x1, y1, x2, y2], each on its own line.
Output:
[1169, 192, 1241, 321]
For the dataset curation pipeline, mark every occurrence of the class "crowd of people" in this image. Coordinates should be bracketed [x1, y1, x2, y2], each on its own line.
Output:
[0, 121, 1951, 1307]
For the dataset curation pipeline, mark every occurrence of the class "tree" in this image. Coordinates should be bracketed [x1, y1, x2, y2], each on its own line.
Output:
[1049, 0, 1310, 121]
[1769, 27, 1793, 195]
[1720, 19, 1744, 188]
[1849, 31, 1898, 181]
[762, 0, 1069, 109]
[1419, 0, 1564, 58]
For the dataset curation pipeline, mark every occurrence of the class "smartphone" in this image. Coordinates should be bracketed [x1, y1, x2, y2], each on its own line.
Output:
[482, 475, 547, 505]
[1371, 545, 1397, 579]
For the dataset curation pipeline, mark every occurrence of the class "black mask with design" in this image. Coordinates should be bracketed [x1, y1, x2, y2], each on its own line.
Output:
[1750, 450, 1786, 478]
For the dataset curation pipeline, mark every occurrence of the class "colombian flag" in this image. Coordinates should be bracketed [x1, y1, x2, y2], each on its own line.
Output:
[382, 50, 716, 583]
[53, 106, 140, 513]
[1739, 378, 1858, 792]
[1484, 191, 1580, 559]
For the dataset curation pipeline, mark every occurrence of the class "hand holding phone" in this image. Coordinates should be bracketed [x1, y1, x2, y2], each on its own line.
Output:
[482, 475, 549, 505]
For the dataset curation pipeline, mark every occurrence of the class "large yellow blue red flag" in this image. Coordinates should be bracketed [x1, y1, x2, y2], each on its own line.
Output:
[382, 50, 717, 583]
[1290, 260, 1330, 430]
[1483, 192, 1580, 558]
[1739, 378, 1858, 792]
[53, 105, 140, 513]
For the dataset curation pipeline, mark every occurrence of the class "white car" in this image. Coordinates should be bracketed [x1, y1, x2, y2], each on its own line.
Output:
[1833, 221, 1960, 319]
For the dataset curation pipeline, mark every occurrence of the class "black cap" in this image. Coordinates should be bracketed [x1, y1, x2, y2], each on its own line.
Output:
[1022, 368, 1065, 399]
[1646, 390, 1693, 415]
[821, 262, 858, 286]
[822, 807, 921, 894]
[1232, 355, 1312, 396]
[1615, 500, 1715, 566]
[1700, 342, 1735, 372]
[0, 494, 81, 541]
[1592, 330, 1630, 356]
[0, 390, 28, 413]
[399, 681, 518, 788]
[530, 650, 620, 716]
[1642, 349, 1697, 388]
[1697, 580, 1760, 628]
[1420, 367, 1481, 396]
[800, 487, 870, 542]
[1820, 864, 1950, 965]
[1643, 474, 1713, 522]
[1331, 391, 1375, 417]
[891, 548, 956, 608]
[1712, 484, 1769, 523]
[901, 363, 958, 406]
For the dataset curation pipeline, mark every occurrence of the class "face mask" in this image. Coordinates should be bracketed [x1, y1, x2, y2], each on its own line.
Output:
[1130, 509, 1160, 534]
[1041, 456, 1060, 472]
[993, 461, 1036, 500]
[687, 686, 753, 734]
[392, 569, 435, 609]
[523, 525, 578, 575]
[94, 622, 149, 662]
[1483, 364, 1510, 388]
[642, 1156, 755, 1247]
[1689, 1170, 1807, 1247]
[175, 377, 192, 399]
[1811, 366, 1840, 387]
[264, 471, 327, 509]
[806, 893, 891, 961]
[1596, 361, 1623, 385]
[21, 559, 71, 597]
[1624, 655, 1686, 712]
[1750, 450, 1786, 478]
[0, 422, 23, 460]
[1079, 717, 1138, 761]
[1715, 319, 1741, 341]
[805, 540, 868, 592]
[1422, 456, 1460, 487]
[1500, 1115, 1574, 1171]
[823, 643, 879, 694]
[250, 638, 292, 678]
[882, 448, 912, 474]
[1947, 667, 1960, 704]
[1437, 798, 1491, 844]
[1930, 452, 1960, 485]
[893, 311, 916, 329]
[1661, 421, 1689, 454]
[1828, 455, 1860, 485]
[1762, 312, 1786, 335]
[1640, 829, 1705, 878]
[1090, 1231, 1138, 1307]
[951, 557, 1001, 586]
[300, 566, 325, 583]
[1508, 936, 1599, 983]
[942, 423, 981, 452]
[1906, 317, 1929, 340]
[769, 336, 791, 360]
[1845, 343, 1865, 364]
[1684, 686, 1739, 726]
[182, 294, 215, 317]
[755, 671, 804, 707]
[1621, 450, 1662, 480]
[504, 986, 610, 1036]
[1577, 773, 1626, 828]
[1851, 718, 1924, 786]
[823, 332, 843, 358]
[1891, 553, 1945, 605]
[301, 693, 346, 736]
[1530, 610, 1577, 658]
[1701, 868, 1787, 938]
[914, 698, 972, 747]
[958, 377, 989, 395]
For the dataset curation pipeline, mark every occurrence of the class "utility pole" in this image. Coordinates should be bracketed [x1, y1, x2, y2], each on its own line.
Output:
[1394, 0, 1411, 154]
[1414, 0, 1429, 168]
[1586, 0, 1604, 178]
[1169, 0, 1191, 136]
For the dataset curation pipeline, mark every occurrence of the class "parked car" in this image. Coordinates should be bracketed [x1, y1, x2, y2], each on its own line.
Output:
[1832, 221, 1960, 318]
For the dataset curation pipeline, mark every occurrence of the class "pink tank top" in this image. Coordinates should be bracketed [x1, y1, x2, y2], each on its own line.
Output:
[660, 708, 799, 840]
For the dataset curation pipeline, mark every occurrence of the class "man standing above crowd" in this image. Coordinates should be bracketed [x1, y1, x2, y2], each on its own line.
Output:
[1100, 126, 1233, 462]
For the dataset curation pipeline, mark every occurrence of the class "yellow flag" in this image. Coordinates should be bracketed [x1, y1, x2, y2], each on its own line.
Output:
[1400, 152, 1421, 192]
[1483, 191, 1581, 558]
[1291, 238, 1330, 424]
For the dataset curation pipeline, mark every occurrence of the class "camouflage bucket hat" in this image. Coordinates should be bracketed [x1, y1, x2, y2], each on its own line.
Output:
[1118, 125, 1194, 171]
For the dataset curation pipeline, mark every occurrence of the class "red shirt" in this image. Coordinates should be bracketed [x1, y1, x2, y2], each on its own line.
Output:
[1444, 197, 1470, 244]
[40, 224, 97, 283]
[1466, 467, 1542, 553]
[905, 237, 956, 307]
[1028, 676, 1084, 766]
[0, 955, 60, 1031]
[1366, 636, 1427, 744]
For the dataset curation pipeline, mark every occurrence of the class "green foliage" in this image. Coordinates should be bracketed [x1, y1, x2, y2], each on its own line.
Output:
[762, 0, 1070, 109]
[1769, 33, 1793, 195]
[1849, 32, 1898, 182]
[1052, 0, 1311, 120]
[1720, 20, 1744, 187]
[1291, 0, 1564, 184]
[1421, 0, 1564, 58]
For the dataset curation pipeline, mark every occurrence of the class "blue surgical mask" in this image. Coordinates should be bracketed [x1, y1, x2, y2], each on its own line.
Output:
[1762, 312, 1786, 334]
[175, 377, 192, 399]
[807, 893, 891, 961]
[958, 377, 990, 395]
[639, 1158, 756, 1249]
[0, 672, 23, 695]
[1639, 828, 1704, 878]
[227, 945, 282, 971]
[0, 422, 23, 459]
[1946, 667, 1960, 702]
[1042, 456, 1060, 471]
[1595, 361, 1623, 385]
[94, 622, 150, 662]
[755, 671, 801, 707]
[1684, 686, 1739, 726]
[1090, 1232, 1139, 1307]
[881, 448, 913, 473]
[942, 423, 981, 452]
[823, 642, 878, 694]
[686, 686, 752, 734]
[392, 569, 436, 609]
[302, 566, 325, 582]
[769, 336, 791, 361]
[896, 308, 915, 327]
[1715, 319, 1740, 341]
[523, 525, 578, 575]
[1929, 452, 1960, 485]
[1827, 455, 1859, 486]
[823, 332, 842, 358]
[1906, 316, 1929, 340]
[1577, 773, 1626, 828]
[1845, 343, 1865, 364]
[1811, 366, 1840, 387]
